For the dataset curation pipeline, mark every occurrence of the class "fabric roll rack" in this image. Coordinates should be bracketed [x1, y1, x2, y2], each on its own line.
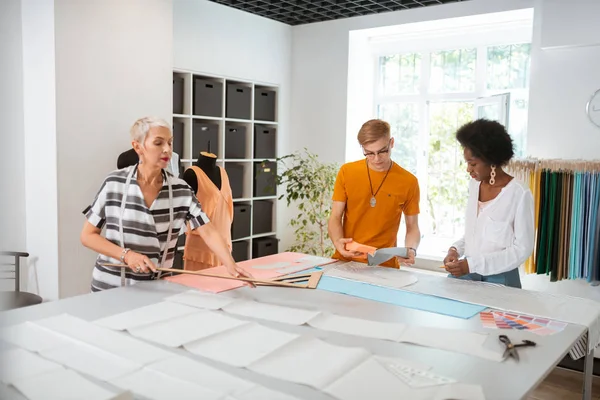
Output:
[506, 159, 600, 284]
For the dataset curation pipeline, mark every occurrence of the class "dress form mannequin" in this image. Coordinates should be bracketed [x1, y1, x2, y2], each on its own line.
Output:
[183, 151, 221, 192]
[182, 151, 233, 271]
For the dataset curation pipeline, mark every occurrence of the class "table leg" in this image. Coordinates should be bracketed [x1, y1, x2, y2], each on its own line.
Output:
[582, 347, 593, 400]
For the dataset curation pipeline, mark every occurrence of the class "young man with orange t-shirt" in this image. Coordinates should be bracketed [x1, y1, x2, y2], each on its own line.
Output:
[327, 119, 421, 268]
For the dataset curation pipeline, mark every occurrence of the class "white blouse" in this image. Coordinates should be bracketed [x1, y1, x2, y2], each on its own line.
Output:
[452, 178, 535, 276]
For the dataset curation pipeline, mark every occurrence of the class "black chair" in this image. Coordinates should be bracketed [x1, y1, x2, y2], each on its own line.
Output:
[0, 251, 43, 311]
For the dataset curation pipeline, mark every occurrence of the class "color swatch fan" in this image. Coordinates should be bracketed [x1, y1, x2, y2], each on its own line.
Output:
[479, 311, 567, 335]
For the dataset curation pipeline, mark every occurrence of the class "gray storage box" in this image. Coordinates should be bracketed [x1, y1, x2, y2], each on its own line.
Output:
[254, 125, 276, 159]
[173, 76, 184, 115]
[252, 200, 273, 235]
[232, 241, 249, 262]
[226, 83, 251, 120]
[225, 163, 244, 198]
[254, 161, 277, 197]
[173, 121, 184, 159]
[231, 204, 251, 240]
[252, 237, 278, 258]
[192, 121, 219, 158]
[194, 78, 223, 117]
[254, 88, 276, 121]
[225, 125, 246, 159]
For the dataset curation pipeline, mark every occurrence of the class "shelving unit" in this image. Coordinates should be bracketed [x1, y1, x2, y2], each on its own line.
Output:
[172, 69, 279, 263]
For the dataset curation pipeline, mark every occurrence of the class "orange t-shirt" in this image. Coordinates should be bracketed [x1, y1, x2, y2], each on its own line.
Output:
[183, 166, 233, 270]
[331, 160, 420, 268]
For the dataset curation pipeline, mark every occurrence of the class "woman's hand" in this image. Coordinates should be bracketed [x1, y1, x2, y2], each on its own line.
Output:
[445, 259, 470, 277]
[124, 251, 156, 273]
[224, 263, 256, 287]
[443, 248, 460, 265]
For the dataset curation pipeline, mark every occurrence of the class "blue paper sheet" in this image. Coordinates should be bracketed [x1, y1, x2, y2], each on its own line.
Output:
[316, 275, 485, 319]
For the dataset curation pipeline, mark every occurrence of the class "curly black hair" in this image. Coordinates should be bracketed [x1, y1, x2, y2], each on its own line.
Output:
[455, 119, 514, 166]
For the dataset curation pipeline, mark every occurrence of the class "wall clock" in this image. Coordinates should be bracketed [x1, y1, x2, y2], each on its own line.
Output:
[586, 88, 600, 128]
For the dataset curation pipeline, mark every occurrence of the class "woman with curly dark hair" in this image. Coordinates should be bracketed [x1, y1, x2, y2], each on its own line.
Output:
[442, 119, 534, 288]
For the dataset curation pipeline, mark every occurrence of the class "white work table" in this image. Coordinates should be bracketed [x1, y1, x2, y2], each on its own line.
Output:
[0, 267, 595, 400]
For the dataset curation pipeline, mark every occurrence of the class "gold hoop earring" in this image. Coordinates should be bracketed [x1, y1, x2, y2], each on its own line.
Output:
[489, 165, 496, 185]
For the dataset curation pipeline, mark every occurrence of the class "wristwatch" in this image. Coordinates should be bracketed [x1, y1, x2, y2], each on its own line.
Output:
[407, 247, 417, 257]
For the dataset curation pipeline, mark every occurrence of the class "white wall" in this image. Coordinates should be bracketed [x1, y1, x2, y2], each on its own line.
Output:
[54, 0, 173, 297]
[173, 0, 293, 250]
[291, 0, 534, 164]
[290, 0, 600, 301]
[21, 0, 59, 300]
[0, 0, 26, 254]
[526, 0, 600, 159]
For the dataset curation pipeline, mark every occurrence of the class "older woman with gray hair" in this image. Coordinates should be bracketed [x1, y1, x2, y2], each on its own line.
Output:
[80, 116, 253, 292]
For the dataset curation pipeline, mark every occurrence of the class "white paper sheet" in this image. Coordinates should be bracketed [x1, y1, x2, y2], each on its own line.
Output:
[295, 255, 336, 265]
[232, 385, 301, 400]
[399, 326, 503, 362]
[94, 301, 199, 330]
[32, 314, 172, 365]
[0, 382, 24, 400]
[324, 356, 485, 400]
[307, 313, 406, 341]
[109, 368, 222, 400]
[0, 348, 63, 385]
[250, 262, 293, 270]
[403, 273, 600, 353]
[326, 262, 418, 289]
[184, 322, 300, 367]
[248, 336, 370, 389]
[164, 290, 237, 310]
[40, 342, 142, 381]
[12, 368, 133, 400]
[275, 261, 321, 275]
[148, 355, 254, 394]
[223, 300, 321, 325]
[128, 310, 248, 347]
[0, 321, 73, 353]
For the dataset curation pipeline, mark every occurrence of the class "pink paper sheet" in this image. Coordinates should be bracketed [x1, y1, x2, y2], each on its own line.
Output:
[164, 252, 319, 293]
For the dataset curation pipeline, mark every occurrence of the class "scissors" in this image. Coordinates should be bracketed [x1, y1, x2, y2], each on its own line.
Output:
[499, 335, 536, 361]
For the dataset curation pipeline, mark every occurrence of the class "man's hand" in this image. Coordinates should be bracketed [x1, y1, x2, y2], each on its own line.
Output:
[334, 238, 363, 259]
[445, 258, 470, 277]
[396, 248, 416, 266]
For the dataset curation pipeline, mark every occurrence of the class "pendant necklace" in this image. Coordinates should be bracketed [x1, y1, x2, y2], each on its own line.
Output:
[366, 159, 392, 208]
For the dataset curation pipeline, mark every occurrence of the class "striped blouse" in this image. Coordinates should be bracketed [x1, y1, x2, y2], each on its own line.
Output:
[83, 165, 209, 292]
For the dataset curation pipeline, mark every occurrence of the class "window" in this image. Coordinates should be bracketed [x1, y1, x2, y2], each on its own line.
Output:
[374, 43, 532, 259]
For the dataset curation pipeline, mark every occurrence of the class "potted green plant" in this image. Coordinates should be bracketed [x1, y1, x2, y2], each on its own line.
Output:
[275, 148, 339, 257]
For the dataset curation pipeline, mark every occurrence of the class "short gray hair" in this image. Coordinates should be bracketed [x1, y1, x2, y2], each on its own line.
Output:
[130, 117, 171, 145]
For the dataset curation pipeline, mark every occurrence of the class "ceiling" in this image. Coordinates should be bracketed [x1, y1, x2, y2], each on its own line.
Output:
[207, 0, 467, 26]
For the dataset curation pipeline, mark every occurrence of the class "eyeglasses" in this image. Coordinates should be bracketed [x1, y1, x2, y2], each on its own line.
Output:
[363, 139, 391, 158]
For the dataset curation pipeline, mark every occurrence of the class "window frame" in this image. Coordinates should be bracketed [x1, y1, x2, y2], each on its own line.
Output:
[371, 30, 533, 267]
